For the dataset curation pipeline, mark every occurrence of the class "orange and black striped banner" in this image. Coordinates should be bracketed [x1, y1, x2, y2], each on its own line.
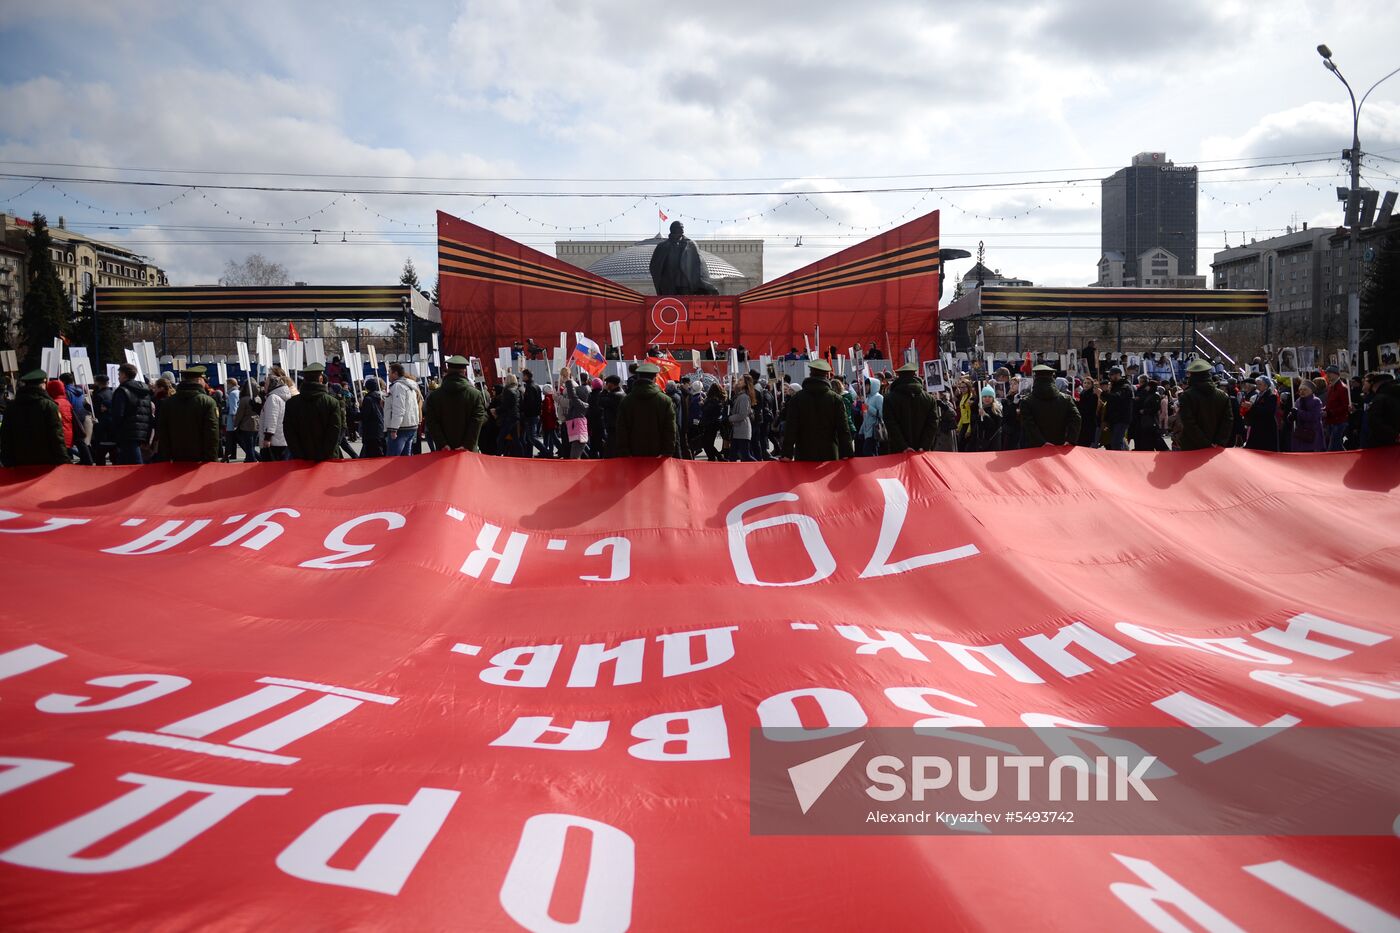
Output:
[94, 285, 419, 315]
[976, 286, 1268, 318]
[439, 234, 642, 305]
[739, 236, 939, 305]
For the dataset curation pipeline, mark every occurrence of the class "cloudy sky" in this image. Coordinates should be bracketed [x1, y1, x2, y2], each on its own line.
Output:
[2, 0, 1398, 301]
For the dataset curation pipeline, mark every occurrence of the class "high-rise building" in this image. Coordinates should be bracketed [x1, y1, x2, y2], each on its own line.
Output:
[1098, 152, 1200, 288]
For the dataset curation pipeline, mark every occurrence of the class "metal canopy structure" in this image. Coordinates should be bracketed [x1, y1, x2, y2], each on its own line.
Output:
[91, 284, 439, 361]
[940, 285, 1268, 355]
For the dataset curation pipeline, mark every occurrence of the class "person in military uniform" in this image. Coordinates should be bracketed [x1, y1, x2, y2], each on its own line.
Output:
[425, 355, 488, 452]
[0, 369, 68, 467]
[780, 359, 854, 461]
[155, 365, 221, 463]
[882, 361, 938, 453]
[284, 362, 346, 461]
[1177, 358, 1234, 450]
[1019, 364, 1081, 448]
[613, 362, 677, 457]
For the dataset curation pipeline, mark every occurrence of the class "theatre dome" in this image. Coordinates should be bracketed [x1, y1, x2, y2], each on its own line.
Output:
[588, 236, 745, 283]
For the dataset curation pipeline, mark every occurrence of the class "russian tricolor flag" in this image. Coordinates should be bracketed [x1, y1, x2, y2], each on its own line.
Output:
[571, 334, 606, 376]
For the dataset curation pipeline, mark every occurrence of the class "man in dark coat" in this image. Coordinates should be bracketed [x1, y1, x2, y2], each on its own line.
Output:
[781, 360, 854, 461]
[598, 374, 624, 456]
[425, 356, 487, 452]
[649, 221, 718, 295]
[1102, 366, 1135, 450]
[359, 377, 387, 457]
[882, 362, 937, 452]
[109, 363, 155, 464]
[91, 374, 117, 465]
[614, 362, 676, 456]
[519, 367, 544, 457]
[1361, 371, 1399, 448]
[1019, 365, 1081, 448]
[284, 363, 345, 461]
[0, 369, 67, 467]
[1177, 359, 1234, 450]
[155, 366, 221, 463]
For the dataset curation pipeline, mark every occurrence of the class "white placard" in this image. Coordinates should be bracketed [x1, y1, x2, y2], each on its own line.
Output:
[416, 360, 430, 379]
[340, 340, 351, 365]
[0, 349, 17, 373]
[551, 347, 565, 371]
[257, 334, 272, 368]
[237, 341, 252, 374]
[40, 347, 59, 378]
[141, 342, 158, 377]
[417, 342, 429, 362]
[71, 357, 92, 387]
[69, 346, 88, 360]
[216, 362, 228, 387]
[497, 349, 511, 378]
[368, 344, 379, 374]
[691, 349, 701, 368]
[106, 363, 120, 384]
[172, 356, 186, 374]
[608, 320, 623, 349]
[277, 348, 289, 374]
[727, 347, 740, 375]
[430, 332, 439, 352]
[59, 359, 71, 376]
[51, 337, 63, 367]
[293, 340, 305, 372]
[305, 338, 325, 366]
[432, 351, 441, 370]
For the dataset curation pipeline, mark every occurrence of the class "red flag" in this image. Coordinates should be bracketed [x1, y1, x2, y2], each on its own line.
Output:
[1021, 351, 1033, 376]
[646, 354, 681, 387]
[658, 208, 668, 222]
[289, 322, 301, 342]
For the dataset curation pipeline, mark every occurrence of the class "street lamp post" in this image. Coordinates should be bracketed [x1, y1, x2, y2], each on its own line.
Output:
[1316, 44, 1400, 368]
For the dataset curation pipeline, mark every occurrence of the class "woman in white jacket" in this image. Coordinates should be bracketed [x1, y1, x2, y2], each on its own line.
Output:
[384, 364, 421, 457]
[260, 377, 293, 460]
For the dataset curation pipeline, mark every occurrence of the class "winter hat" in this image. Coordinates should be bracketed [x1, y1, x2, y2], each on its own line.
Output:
[591, 377, 603, 390]
[543, 384, 554, 395]
[980, 386, 996, 398]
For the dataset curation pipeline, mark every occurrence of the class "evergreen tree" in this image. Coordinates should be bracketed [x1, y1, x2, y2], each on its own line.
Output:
[71, 283, 127, 367]
[1360, 230, 1399, 363]
[19, 214, 69, 368]
[431, 277, 440, 305]
[392, 258, 420, 353]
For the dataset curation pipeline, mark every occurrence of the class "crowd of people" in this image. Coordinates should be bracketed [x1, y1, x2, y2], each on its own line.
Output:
[2, 344, 1398, 467]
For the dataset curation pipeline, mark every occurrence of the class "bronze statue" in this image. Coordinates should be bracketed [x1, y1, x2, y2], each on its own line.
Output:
[649, 221, 719, 295]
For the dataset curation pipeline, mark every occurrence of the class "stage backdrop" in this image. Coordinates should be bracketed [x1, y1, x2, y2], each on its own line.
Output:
[1, 449, 1398, 931]
[438, 210, 940, 367]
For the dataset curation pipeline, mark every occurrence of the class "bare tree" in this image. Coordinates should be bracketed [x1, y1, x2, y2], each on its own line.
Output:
[220, 253, 290, 286]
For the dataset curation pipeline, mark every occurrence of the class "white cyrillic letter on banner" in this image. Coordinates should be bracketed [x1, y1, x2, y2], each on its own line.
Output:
[299, 512, 406, 570]
[834, 625, 929, 662]
[276, 787, 460, 895]
[210, 509, 300, 551]
[655, 627, 738, 677]
[490, 717, 609, 751]
[567, 639, 644, 688]
[629, 706, 729, 761]
[0, 773, 288, 873]
[480, 645, 563, 688]
[37, 674, 190, 713]
[726, 493, 835, 587]
[500, 813, 635, 933]
[859, 478, 979, 578]
[757, 688, 867, 741]
[1108, 854, 1244, 933]
[1020, 622, 1136, 678]
[0, 757, 72, 796]
[580, 537, 631, 582]
[103, 519, 211, 555]
[460, 523, 528, 584]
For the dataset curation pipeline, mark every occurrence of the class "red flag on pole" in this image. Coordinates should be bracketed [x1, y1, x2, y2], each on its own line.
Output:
[1021, 351, 1033, 376]
[289, 322, 301, 342]
[658, 209, 668, 222]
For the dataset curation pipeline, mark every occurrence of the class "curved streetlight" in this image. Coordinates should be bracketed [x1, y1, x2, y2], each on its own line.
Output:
[1316, 44, 1400, 364]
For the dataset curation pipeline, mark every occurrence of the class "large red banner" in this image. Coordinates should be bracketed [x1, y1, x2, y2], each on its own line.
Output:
[1, 449, 1398, 930]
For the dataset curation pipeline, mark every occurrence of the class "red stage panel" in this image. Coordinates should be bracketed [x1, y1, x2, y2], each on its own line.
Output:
[438, 210, 941, 366]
